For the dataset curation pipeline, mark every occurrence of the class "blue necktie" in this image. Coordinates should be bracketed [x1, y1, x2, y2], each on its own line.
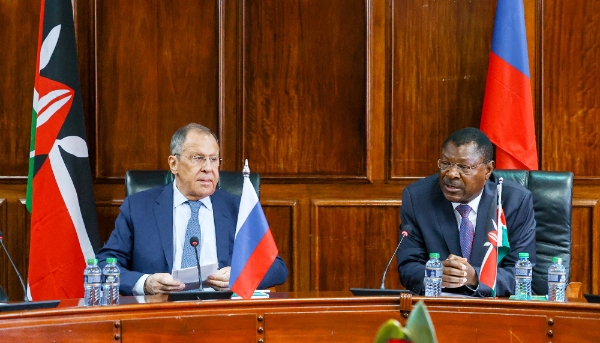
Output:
[456, 204, 474, 263]
[181, 200, 202, 269]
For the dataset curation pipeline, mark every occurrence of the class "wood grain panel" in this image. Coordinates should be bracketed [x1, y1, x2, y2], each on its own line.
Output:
[0, 199, 6, 295]
[428, 310, 547, 343]
[390, 0, 496, 178]
[263, 200, 298, 292]
[6, 200, 30, 302]
[542, 1, 600, 176]
[311, 200, 402, 291]
[571, 199, 599, 295]
[95, 0, 220, 179]
[0, 321, 117, 342]
[243, 0, 367, 180]
[95, 200, 122, 245]
[265, 310, 402, 342]
[123, 314, 257, 342]
[0, 0, 40, 177]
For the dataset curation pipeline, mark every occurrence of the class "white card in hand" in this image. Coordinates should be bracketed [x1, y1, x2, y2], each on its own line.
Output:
[173, 263, 218, 291]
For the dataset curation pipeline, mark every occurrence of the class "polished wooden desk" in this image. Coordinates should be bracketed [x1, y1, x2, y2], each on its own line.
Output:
[0, 292, 598, 342]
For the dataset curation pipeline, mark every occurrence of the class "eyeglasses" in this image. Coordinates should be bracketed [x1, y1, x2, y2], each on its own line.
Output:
[176, 154, 222, 167]
[437, 159, 488, 175]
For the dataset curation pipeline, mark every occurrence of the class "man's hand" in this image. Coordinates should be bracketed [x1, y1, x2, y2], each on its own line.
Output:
[441, 254, 478, 288]
[206, 266, 231, 291]
[144, 273, 185, 295]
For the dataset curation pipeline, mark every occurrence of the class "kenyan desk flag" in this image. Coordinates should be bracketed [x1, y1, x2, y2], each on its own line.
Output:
[26, 0, 100, 300]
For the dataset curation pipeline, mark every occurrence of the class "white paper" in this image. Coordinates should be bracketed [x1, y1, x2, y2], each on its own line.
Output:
[173, 263, 218, 291]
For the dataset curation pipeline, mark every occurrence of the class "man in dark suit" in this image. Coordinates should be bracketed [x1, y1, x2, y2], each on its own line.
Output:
[97, 123, 287, 295]
[397, 127, 536, 297]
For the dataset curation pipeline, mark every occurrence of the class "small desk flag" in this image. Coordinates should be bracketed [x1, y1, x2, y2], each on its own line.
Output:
[229, 160, 278, 299]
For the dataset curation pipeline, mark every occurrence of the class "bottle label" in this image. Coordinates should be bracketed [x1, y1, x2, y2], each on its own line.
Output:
[103, 274, 120, 284]
[425, 268, 442, 278]
[515, 267, 532, 277]
[548, 273, 566, 283]
[85, 275, 101, 283]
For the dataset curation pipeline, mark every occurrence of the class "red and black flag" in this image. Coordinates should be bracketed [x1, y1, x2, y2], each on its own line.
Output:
[26, 0, 100, 300]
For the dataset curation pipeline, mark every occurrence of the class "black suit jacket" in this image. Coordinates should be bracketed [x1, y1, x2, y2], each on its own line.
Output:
[397, 172, 536, 296]
[97, 184, 288, 295]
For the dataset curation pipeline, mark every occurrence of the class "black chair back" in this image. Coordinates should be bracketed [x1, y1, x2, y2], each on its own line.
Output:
[493, 170, 574, 295]
[125, 170, 260, 198]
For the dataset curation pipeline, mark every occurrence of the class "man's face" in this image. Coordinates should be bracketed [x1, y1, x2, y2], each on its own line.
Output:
[168, 130, 220, 200]
[438, 142, 493, 204]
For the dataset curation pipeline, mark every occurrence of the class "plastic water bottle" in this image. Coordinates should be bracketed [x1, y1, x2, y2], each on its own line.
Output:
[514, 252, 532, 300]
[424, 252, 442, 297]
[101, 257, 120, 306]
[548, 256, 566, 302]
[83, 258, 102, 306]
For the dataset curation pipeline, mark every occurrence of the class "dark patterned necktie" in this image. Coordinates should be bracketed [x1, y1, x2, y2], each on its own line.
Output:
[456, 204, 475, 263]
[181, 200, 202, 269]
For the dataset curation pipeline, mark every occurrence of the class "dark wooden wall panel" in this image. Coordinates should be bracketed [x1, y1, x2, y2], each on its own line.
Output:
[262, 200, 298, 292]
[390, 0, 496, 178]
[0, 199, 6, 294]
[571, 200, 598, 295]
[0, 0, 41, 177]
[95, 0, 220, 178]
[311, 200, 402, 291]
[542, 1, 600, 176]
[242, 0, 367, 180]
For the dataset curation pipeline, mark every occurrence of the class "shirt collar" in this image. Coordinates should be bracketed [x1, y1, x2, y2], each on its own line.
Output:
[451, 190, 483, 214]
[172, 180, 213, 211]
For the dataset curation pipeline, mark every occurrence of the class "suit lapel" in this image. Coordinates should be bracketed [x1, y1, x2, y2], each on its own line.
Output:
[211, 190, 235, 268]
[433, 182, 462, 256]
[470, 180, 497, 267]
[153, 184, 175, 272]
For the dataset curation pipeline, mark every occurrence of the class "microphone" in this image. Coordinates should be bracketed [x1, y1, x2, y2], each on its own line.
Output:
[380, 225, 412, 290]
[189, 236, 203, 291]
[0, 230, 29, 302]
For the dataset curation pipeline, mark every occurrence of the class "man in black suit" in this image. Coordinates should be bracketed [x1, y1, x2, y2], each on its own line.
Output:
[397, 127, 536, 297]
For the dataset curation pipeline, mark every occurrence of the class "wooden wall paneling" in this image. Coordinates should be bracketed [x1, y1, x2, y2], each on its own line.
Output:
[389, 0, 496, 179]
[571, 199, 600, 295]
[0, 199, 6, 295]
[0, 0, 41, 178]
[94, 0, 221, 179]
[219, 0, 243, 171]
[541, 0, 600, 176]
[6, 199, 30, 302]
[311, 199, 402, 291]
[95, 200, 122, 245]
[262, 200, 298, 292]
[242, 0, 368, 181]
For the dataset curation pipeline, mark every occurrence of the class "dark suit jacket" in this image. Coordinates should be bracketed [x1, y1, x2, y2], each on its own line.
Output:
[97, 184, 288, 295]
[397, 172, 536, 297]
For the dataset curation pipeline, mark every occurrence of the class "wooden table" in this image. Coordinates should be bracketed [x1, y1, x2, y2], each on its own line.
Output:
[0, 291, 598, 342]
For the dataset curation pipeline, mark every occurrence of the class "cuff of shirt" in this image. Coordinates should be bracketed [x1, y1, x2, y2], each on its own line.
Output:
[133, 274, 150, 295]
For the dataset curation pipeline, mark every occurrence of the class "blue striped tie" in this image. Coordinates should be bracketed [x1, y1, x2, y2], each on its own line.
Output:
[456, 204, 474, 263]
[181, 200, 202, 269]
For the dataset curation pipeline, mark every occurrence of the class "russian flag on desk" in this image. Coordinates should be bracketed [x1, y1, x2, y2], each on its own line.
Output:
[480, 0, 538, 170]
[229, 161, 278, 299]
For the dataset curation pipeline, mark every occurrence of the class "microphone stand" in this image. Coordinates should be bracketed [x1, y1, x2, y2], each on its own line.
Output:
[380, 226, 411, 290]
[190, 236, 203, 291]
[0, 231, 29, 302]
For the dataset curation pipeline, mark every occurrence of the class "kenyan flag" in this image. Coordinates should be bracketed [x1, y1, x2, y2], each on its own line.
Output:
[26, 0, 100, 300]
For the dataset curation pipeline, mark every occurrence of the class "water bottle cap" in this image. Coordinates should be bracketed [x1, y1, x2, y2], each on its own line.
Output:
[106, 257, 117, 264]
[87, 258, 98, 265]
[552, 256, 562, 264]
[518, 252, 529, 259]
[429, 252, 440, 259]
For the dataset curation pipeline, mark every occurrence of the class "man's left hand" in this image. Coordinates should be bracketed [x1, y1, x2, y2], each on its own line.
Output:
[207, 266, 231, 291]
[441, 254, 478, 288]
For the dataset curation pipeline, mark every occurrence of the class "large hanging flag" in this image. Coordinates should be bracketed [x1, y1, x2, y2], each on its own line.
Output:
[27, 0, 100, 300]
[480, 0, 538, 170]
[479, 178, 510, 297]
[229, 160, 278, 299]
